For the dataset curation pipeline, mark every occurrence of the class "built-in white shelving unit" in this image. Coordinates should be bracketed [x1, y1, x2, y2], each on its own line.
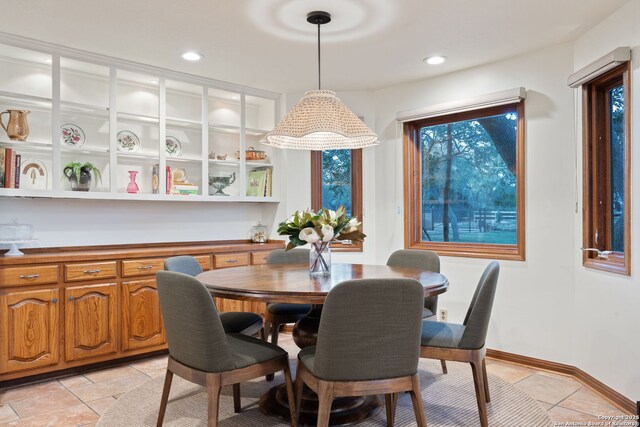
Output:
[0, 34, 280, 202]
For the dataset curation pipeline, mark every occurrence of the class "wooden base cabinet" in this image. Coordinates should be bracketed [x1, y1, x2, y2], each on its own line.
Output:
[64, 284, 117, 362]
[0, 240, 280, 382]
[0, 288, 60, 374]
[121, 280, 165, 351]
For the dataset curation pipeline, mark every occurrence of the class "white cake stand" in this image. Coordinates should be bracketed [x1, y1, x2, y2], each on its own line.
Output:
[0, 240, 37, 257]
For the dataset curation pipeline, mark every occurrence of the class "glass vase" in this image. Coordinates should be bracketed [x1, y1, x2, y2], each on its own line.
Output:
[310, 242, 331, 276]
[126, 170, 139, 194]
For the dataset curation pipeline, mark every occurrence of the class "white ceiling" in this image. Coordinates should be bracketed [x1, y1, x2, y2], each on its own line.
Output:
[0, 0, 629, 93]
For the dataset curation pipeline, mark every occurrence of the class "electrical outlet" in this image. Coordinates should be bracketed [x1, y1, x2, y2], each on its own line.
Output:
[439, 308, 448, 322]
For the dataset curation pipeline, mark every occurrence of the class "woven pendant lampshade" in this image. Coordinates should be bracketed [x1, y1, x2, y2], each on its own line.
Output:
[264, 11, 379, 150]
[265, 90, 378, 150]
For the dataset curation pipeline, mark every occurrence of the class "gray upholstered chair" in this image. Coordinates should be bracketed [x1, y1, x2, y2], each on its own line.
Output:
[386, 249, 440, 320]
[155, 271, 297, 427]
[294, 278, 428, 427]
[264, 249, 312, 345]
[419, 261, 500, 427]
[164, 256, 264, 338]
[387, 249, 448, 374]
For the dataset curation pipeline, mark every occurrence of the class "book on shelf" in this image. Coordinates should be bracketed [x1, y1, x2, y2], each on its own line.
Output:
[0, 148, 21, 189]
[246, 169, 267, 197]
[246, 168, 272, 198]
[165, 166, 171, 195]
[0, 148, 5, 188]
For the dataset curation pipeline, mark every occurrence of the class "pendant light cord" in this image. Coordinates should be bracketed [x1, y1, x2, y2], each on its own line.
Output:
[317, 22, 321, 90]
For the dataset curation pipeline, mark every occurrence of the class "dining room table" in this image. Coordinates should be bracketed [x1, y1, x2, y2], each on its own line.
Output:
[196, 262, 449, 426]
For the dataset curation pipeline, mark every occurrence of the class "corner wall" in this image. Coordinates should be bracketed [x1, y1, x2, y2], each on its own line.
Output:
[571, 0, 640, 400]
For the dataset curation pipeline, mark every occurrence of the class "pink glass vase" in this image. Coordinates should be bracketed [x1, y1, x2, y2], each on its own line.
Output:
[126, 170, 139, 194]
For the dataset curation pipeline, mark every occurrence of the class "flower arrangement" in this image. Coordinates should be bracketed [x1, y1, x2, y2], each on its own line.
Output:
[277, 206, 365, 274]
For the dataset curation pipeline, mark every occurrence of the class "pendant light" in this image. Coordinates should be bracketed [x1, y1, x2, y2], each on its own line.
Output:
[264, 11, 379, 150]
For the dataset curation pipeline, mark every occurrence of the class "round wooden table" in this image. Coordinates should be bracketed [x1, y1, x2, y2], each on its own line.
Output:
[197, 263, 448, 426]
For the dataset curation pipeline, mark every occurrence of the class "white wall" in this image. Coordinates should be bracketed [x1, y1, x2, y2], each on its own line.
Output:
[0, 198, 266, 248]
[372, 43, 579, 366]
[571, 0, 640, 400]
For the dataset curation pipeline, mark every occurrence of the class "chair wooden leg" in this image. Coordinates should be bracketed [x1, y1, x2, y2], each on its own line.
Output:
[294, 363, 305, 426]
[282, 363, 298, 427]
[259, 327, 266, 341]
[156, 369, 173, 427]
[264, 319, 271, 339]
[265, 321, 278, 381]
[271, 320, 280, 345]
[385, 393, 397, 427]
[482, 358, 490, 403]
[232, 383, 241, 413]
[316, 380, 334, 427]
[409, 374, 428, 427]
[470, 360, 488, 427]
[206, 375, 222, 427]
[440, 360, 448, 374]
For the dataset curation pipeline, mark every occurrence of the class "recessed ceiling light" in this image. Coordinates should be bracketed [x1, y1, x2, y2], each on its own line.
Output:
[231, 95, 239, 100]
[182, 51, 203, 61]
[149, 79, 159, 85]
[44, 58, 52, 64]
[424, 56, 447, 65]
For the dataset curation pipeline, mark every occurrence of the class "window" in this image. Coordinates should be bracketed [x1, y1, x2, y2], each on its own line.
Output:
[582, 63, 630, 275]
[404, 102, 525, 260]
[311, 149, 363, 251]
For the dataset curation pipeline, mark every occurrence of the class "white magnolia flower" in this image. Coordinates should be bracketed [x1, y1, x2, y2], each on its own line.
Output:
[299, 227, 320, 243]
[328, 209, 337, 221]
[321, 224, 334, 242]
[346, 218, 360, 232]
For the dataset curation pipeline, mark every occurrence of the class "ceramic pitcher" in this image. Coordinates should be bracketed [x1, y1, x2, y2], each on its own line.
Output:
[0, 110, 30, 141]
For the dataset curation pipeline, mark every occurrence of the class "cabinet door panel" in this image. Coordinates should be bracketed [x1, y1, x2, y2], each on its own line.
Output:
[122, 280, 166, 351]
[64, 283, 117, 362]
[0, 289, 59, 373]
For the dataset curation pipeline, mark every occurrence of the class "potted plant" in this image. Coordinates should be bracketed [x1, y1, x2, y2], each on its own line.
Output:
[63, 162, 102, 191]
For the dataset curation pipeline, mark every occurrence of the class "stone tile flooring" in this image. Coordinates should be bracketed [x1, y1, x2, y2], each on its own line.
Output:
[0, 334, 632, 426]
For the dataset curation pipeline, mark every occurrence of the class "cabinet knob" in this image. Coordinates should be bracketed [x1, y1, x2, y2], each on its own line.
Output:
[52, 298, 58, 303]
[69, 296, 75, 301]
[83, 269, 102, 274]
[226, 259, 238, 263]
[19, 274, 40, 279]
[138, 265, 154, 270]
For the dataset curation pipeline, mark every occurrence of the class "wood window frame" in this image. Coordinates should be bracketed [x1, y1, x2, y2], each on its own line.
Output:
[403, 102, 526, 260]
[582, 62, 631, 275]
[311, 149, 363, 252]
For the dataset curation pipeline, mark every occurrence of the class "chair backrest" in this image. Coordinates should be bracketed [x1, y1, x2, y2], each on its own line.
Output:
[164, 255, 203, 277]
[314, 278, 424, 381]
[386, 249, 440, 313]
[386, 249, 440, 273]
[156, 271, 233, 373]
[459, 261, 500, 349]
[266, 248, 310, 265]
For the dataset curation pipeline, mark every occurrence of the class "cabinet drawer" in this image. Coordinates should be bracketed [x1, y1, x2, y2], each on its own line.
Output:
[121, 258, 165, 277]
[251, 251, 271, 265]
[195, 255, 211, 271]
[0, 265, 59, 287]
[64, 262, 117, 282]
[213, 253, 250, 269]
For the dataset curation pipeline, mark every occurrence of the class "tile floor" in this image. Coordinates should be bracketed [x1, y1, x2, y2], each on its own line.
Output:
[0, 334, 631, 426]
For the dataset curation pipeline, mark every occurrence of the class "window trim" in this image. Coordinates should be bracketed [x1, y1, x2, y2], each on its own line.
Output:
[403, 102, 526, 260]
[581, 62, 631, 275]
[311, 149, 363, 252]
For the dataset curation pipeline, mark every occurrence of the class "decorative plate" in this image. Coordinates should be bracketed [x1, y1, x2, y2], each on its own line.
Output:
[165, 136, 182, 157]
[60, 123, 86, 147]
[117, 130, 140, 152]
